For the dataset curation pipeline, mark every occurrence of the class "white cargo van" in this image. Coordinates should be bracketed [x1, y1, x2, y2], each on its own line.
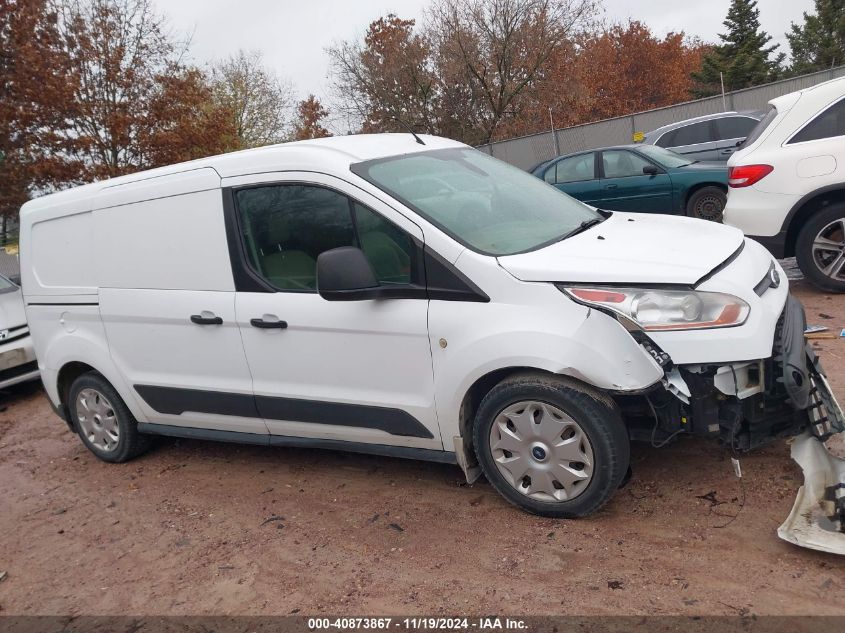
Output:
[19, 134, 844, 518]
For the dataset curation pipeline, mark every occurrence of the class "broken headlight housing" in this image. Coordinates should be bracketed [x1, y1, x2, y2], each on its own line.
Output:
[559, 286, 750, 331]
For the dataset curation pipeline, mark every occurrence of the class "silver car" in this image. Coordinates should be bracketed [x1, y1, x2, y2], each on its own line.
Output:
[0, 274, 39, 389]
[640, 111, 762, 162]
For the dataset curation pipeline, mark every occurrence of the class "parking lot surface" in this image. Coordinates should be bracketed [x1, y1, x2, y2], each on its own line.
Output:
[1, 280, 844, 616]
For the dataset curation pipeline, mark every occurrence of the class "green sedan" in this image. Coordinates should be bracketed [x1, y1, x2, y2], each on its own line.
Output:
[530, 145, 729, 222]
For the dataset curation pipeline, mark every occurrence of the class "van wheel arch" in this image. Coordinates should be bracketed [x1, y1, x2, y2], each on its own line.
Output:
[456, 368, 618, 476]
[57, 362, 98, 427]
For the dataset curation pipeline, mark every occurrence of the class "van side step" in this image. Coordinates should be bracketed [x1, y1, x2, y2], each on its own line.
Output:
[137, 422, 457, 465]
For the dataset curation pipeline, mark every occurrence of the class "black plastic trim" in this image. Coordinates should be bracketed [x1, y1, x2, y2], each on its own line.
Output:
[133, 385, 434, 439]
[255, 395, 433, 439]
[268, 435, 456, 464]
[138, 423, 269, 445]
[0, 360, 39, 383]
[221, 188, 277, 293]
[424, 247, 490, 302]
[746, 232, 787, 259]
[137, 422, 455, 464]
[693, 240, 745, 288]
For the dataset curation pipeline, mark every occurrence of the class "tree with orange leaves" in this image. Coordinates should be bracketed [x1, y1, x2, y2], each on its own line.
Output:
[574, 21, 709, 122]
[292, 96, 332, 140]
[0, 0, 81, 220]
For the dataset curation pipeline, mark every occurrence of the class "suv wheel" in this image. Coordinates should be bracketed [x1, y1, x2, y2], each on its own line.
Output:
[686, 186, 726, 222]
[472, 373, 629, 518]
[796, 203, 845, 292]
[68, 372, 151, 463]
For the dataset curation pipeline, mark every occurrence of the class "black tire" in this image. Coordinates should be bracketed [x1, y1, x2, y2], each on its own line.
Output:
[795, 203, 845, 293]
[472, 373, 629, 518]
[686, 186, 726, 222]
[68, 371, 152, 463]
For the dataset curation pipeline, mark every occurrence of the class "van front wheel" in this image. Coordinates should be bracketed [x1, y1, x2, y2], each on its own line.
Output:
[68, 372, 151, 463]
[472, 374, 629, 518]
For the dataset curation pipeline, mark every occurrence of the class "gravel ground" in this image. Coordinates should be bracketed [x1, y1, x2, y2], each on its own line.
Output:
[0, 278, 844, 616]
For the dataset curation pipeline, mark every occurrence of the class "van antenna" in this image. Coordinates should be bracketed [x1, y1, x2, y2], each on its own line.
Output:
[390, 117, 425, 145]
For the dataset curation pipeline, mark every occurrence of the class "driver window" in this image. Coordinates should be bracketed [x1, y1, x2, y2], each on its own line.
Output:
[235, 184, 416, 291]
[235, 185, 355, 291]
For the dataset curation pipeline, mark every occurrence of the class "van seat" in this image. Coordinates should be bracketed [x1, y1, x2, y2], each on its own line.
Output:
[261, 250, 316, 290]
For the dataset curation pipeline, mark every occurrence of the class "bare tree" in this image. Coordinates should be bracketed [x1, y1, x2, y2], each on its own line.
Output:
[428, 0, 597, 143]
[211, 50, 294, 148]
[328, 15, 437, 134]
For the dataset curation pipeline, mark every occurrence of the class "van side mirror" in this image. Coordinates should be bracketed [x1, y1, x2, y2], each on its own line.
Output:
[317, 247, 380, 301]
[642, 165, 659, 176]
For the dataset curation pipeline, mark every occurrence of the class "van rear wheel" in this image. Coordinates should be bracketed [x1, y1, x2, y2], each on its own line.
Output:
[796, 204, 845, 293]
[472, 373, 629, 518]
[68, 372, 151, 463]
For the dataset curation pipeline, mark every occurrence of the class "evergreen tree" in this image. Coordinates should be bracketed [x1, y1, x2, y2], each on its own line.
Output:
[787, 0, 845, 75]
[692, 0, 784, 97]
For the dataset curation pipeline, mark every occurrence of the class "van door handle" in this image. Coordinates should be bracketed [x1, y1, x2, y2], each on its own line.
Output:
[190, 313, 223, 325]
[250, 317, 288, 329]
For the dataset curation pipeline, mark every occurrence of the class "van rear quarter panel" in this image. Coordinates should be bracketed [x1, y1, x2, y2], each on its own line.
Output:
[23, 167, 234, 417]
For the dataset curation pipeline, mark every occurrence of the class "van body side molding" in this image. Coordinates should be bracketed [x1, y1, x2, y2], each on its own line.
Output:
[133, 385, 434, 439]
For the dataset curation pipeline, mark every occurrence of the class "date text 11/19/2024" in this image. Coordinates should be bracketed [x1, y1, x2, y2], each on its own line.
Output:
[307, 617, 528, 630]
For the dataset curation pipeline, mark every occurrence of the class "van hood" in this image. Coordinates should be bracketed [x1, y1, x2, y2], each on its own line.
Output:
[497, 212, 745, 286]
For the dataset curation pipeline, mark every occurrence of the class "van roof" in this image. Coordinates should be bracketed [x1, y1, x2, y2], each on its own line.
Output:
[21, 133, 466, 216]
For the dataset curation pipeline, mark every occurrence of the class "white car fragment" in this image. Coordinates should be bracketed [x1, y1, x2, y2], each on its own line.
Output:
[779, 431, 845, 555]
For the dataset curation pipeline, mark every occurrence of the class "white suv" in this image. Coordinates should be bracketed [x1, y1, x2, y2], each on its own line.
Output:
[724, 76, 845, 291]
[19, 134, 843, 518]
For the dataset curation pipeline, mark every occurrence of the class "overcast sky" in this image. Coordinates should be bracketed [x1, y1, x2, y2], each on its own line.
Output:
[156, 0, 815, 106]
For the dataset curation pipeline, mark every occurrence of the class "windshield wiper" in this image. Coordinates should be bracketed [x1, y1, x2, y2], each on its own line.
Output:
[561, 217, 604, 240]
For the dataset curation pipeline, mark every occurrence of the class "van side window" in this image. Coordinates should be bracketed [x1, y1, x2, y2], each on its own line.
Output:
[353, 203, 414, 285]
[236, 185, 355, 291]
[789, 99, 845, 144]
[235, 184, 417, 291]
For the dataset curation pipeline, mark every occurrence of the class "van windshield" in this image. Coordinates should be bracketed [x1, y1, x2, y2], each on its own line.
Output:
[350, 148, 600, 256]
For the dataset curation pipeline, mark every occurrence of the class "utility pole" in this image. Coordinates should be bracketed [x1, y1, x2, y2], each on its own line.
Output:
[549, 107, 561, 157]
[720, 72, 727, 111]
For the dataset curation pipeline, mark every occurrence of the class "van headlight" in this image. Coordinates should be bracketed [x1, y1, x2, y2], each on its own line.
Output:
[559, 286, 749, 331]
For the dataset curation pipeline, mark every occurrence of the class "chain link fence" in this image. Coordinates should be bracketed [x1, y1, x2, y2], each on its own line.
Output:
[478, 66, 845, 171]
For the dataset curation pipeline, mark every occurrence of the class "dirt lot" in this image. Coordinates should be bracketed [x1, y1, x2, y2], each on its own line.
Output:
[1, 276, 844, 616]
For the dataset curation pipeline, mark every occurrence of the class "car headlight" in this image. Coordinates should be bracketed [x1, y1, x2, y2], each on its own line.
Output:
[559, 286, 749, 331]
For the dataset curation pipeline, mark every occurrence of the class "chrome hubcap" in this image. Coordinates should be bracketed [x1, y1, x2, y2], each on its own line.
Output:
[76, 388, 119, 452]
[488, 400, 594, 502]
[812, 218, 845, 280]
[694, 194, 724, 222]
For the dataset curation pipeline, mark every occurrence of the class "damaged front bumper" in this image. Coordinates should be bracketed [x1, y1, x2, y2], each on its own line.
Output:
[628, 294, 826, 451]
[626, 293, 845, 553]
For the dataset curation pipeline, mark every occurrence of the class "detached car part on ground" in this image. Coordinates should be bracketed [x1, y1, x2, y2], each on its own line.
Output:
[18, 134, 845, 553]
